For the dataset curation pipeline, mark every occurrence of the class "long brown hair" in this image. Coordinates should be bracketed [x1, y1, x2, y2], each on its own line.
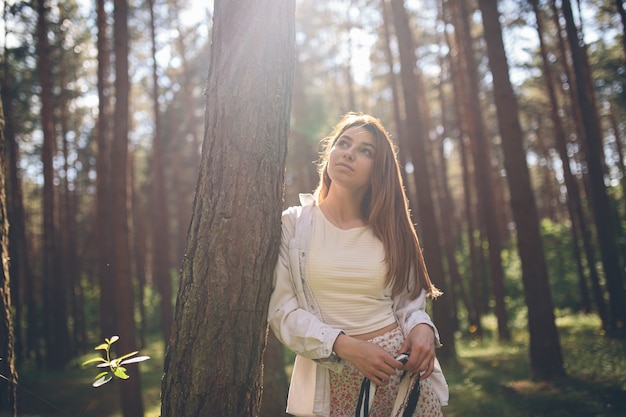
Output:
[314, 113, 441, 299]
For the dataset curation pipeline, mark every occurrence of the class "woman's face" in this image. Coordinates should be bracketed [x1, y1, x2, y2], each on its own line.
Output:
[326, 125, 377, 194]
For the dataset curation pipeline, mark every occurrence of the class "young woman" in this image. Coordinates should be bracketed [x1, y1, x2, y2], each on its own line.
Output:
[268, 113, 447, 417]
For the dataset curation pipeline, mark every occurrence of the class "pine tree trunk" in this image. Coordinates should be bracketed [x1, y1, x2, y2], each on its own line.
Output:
[37, 0, 71, 370]
[390, 0, 457, 364]
[95, 0, 115, 342]
[160, 1, 295, 416]
[477, 0, 565, 380]
[451, 0, 510, 340]
[530, 0, 596, 317]
[148, 0, 173, 346]
[112, 0, 144, 414]
[562, 0, 626, 337]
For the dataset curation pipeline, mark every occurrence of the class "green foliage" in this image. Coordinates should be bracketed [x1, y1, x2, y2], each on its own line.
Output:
[81, 336, 150, 388]
[444, 313, 626, 416]
[540, 218, 591, 312]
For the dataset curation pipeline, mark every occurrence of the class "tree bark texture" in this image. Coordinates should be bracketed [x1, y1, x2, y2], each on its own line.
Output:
[562, 0, 626, 336]
[0, 85, 17, 417]
[2, 47, 33, 364]
[478, 0, 565, 380]
[160, 1, 295, 416]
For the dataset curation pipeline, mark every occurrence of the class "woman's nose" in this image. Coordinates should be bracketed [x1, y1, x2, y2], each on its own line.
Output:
[343, 149, 355, 160]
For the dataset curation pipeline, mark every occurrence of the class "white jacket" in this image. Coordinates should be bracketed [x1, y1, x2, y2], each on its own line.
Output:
[268, 194, 448, 416]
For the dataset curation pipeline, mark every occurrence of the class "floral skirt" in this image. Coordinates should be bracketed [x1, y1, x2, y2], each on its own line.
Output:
[329, 326, 444, 417]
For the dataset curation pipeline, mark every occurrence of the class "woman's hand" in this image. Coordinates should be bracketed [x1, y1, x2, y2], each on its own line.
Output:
[332, 333, 398, 387]
[398, 323, 436, 378]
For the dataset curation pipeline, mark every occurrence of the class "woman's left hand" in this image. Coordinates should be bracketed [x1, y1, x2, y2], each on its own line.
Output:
[397, 323, 436, 378]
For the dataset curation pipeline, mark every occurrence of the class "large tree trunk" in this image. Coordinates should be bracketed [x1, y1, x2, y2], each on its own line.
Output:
[477, 0, 565, 380]
[0, 86, 17, 417]
[452, 0, 510, 341]
[160, 1, 295, 416]
[37, 0, 71, 370]
[390, 0, 456, 364]
[112, 0, 144, 415]
[562, 0, 626, 337]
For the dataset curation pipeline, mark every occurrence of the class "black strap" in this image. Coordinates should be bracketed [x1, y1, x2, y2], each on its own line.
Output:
[402, 376, 421, 417]
[355, 377, 371, 417]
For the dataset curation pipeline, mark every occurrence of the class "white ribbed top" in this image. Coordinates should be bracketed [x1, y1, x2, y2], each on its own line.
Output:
[307, 206, 396, 336]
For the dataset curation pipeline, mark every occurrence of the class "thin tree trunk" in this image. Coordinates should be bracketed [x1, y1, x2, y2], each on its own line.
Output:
[37, 0, 71, 370]
[160, 0, 295, 415]
[435, 48, 476, 335]
[441, 0, 483, 337]
[562, 0, 626, 337]
[530, 0, 596, 317]
[614, 0, 626, 67]
[96, 0, 115, 342]
[148, 0, 173, 346]
[130, 151, 148, 348]
[606, 103, 626, 213]
[390, 0, 456, 364]
[478, 0, 565, 380]
[534, 126, 558, 222]
[112, 0, 144, 414]
[380, 0, 414, 205]
[58, 3, 82, 354]
[451, 0, 510, 340]
[549, 0, 607, 326]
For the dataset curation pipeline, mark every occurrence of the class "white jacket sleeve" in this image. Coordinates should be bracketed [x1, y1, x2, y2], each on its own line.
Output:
[394, 286, 442, 347]
[267, 207, 343, 361]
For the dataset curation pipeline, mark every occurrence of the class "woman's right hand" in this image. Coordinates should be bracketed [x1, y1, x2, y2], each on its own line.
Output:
[332, 333, 401, 386]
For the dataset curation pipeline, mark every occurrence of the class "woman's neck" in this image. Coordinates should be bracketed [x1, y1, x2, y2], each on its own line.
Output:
[320, 188, 366, 229]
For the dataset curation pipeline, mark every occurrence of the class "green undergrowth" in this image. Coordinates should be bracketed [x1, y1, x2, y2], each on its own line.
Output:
[443, 313, 626, 417]
[14, 338, 164, 417]
[11, 313, 626, 416]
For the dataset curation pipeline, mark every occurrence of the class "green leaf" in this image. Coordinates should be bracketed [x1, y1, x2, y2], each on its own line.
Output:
[113, 366, 129, 380]
[95, 343, 108, 351]
[116, 351, 139, 363]
[82, 357, 107, 367]
[120, 355, 150, 365]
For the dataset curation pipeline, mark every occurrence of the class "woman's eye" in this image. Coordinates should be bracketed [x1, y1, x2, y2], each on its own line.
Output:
[360, 148, 372, 156]
[337, 139, 349, 148]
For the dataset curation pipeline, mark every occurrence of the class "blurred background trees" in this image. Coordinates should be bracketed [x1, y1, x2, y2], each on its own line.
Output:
[1, 0, 626, 415]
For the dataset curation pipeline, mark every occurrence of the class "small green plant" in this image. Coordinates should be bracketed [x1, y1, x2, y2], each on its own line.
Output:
[81, 336, 150, 387]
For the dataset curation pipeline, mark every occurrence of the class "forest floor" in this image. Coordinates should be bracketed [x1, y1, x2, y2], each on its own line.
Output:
[10, 313, 626, 416]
